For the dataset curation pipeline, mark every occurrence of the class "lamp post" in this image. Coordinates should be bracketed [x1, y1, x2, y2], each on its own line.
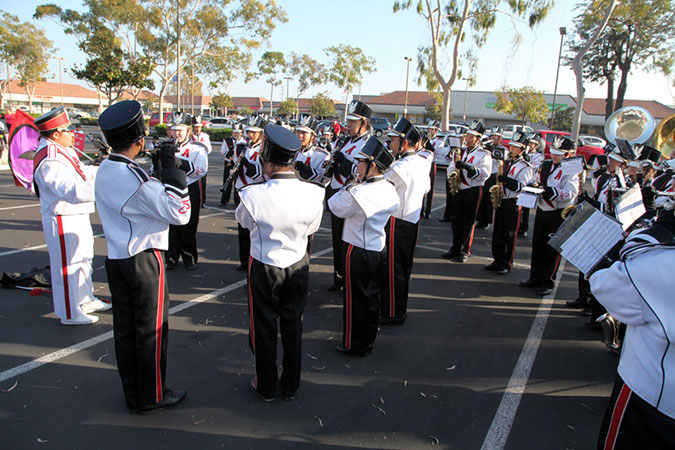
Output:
[53, 57, 66, 106]
[403, 57, 412, 118]
[462, 77, 470, 121]
[549, 27, 567, 129]
[284, 76, 291, 101]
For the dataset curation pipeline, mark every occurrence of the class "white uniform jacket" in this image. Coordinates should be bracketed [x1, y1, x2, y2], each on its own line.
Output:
[430, 137, 444, 150]
[447, 145, 492, 190]
[536, 160, 580, 211]
[590, 240, 675, 420]
[594, 170, 627, 213]
[328, 176, 400, 252]
[529, 152, 544, 169]
[234, 141, 264, 190]
[385, 151, 431, 223]
[95, 154, 191, 259]
[175, 139, 208, 186]
[235, 172, 324, 268]
[193, 131, 212, 154]
[220, 136, 246, 163]
[33, 139, 97, 216]
[329, 133, 367, 189]
[501, 156, 535, 200]
[295, 145, 331, 184]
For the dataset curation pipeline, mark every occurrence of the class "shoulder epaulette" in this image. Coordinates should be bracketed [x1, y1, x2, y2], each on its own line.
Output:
[300, 178, 326, 189]
[190, 140, 209, 151]
[127, 163, 150, 183]
[240, 180, 266, 190]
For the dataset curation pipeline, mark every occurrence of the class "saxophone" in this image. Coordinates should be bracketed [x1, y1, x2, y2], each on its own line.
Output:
[490, 160, 504, 209]
[448, 149, 461, 196]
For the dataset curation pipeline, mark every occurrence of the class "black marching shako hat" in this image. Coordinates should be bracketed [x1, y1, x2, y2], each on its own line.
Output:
[191, 115, 203, 126]
[246, 114, 270, 132]
[550, 135, 575, 155]
[638, 144, 661, 163]
[388, 117, 421, 145]
[260, 124, 302, 166]
[346, 100, 372, 121]
[295, 114, 319, 134]
[98, 100, 147, 150]
[356, 136, 394, 171]
[508, 131, 529, 148]
[466, 120, 486, 137]
[171, 111, 192, 129]
[232, 122, 243, 133]
[489, 126, 503, 137]
[614, 139, 637, 162]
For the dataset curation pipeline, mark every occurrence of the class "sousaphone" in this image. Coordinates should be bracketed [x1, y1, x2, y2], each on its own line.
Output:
[653, 113, 675, 159]
[604, 106, 655, 146]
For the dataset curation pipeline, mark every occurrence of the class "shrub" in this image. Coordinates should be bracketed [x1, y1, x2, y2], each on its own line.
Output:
[77, 117, 99, 126]
[152, 124, 168, 137]
[204, 128, 231, 141]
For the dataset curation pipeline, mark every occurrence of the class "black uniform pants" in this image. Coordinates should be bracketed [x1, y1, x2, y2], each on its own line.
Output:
[380, 217, 419, 320]
[477, 173, 497, 225]
[167, 181, 201, 266]
[106, 249, 169, 408]
[422, 162, 436, 217]
[327, 186, 345, 284]
[220, 162, 233, 205]
[597, 375, 675, 450]
[520, 207, 530, 233]
[343, 244, 384, 352]
[234, 190, 250, 266]
[442, 177, 453, 220]
[450, 186, 483, 256]
[529, 208, 564, 288]
[491, 198, 521, 270]
[200, 175, 207, 206]
[247, 256, 309, 398]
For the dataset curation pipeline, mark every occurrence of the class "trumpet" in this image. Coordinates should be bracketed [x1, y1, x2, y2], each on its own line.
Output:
[448, 149, 461, 196]
[489, 160, 504, 209]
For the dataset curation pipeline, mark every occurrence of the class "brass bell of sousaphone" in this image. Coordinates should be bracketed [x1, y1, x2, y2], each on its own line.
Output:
[653, 113, 675, 159]
[604, 106, 655, 146]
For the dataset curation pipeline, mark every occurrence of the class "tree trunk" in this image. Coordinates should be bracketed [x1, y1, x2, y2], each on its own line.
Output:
[604, 76, 615, 120]
[572, 0, 619, 146]
[269, 83, 274, 117]
[159, 82, 167, 125]
[614, 64, 630, 111]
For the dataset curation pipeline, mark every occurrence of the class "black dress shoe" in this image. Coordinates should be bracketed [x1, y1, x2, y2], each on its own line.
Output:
[140, 389, 187, 414]
[249, 379, 275, 402]
[335, 344, 351, 353]
[380, 314, 406, 325]
[218, 202, 227, 208]
[441, 251, 457, 259]
[519, 278, 542, 288]
[327, 282, 343, 292]
[580, 306, 592, 317]
[126, 400, 139, 413]
[565, 298, 587, 308]
[495, 267, 510, 275]
[165, 261, 177, 271]
[282, 391, 296, 401]
[484, 261, 501, 271]
[476, 222, 489, 229]
[439, 218, 451, 223]
[235, 263, 246, 271]
[184, 261, 197, 271]
[453, 254, 469, 263]
[537, 287, 554, 296]
[336, 344, 372, 356]
[518, 231, 528, 237]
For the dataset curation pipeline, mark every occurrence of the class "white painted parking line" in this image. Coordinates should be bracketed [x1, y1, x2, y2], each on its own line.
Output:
[0, 247, 332, 384]
[0, 203, 40, 211]
[0, 233, 106, 257]
[480, 260, 567, 450]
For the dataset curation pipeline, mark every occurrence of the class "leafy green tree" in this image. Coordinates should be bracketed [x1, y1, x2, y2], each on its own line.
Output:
[309, 92, 335, 118]
[393, 0, 554, 131]
[324, 45, 375, 120]
[286, 52, 327, 99]
[248, 51, 285, 117]
[494, 86, 549, 125]
[238, 105, 253, 116]
[550, 106, 575, 131]
[277, 98, 298, 116]
[210, 93, 233, 116]
[566, 0, 675, 120]
[424, 91, 453, 122]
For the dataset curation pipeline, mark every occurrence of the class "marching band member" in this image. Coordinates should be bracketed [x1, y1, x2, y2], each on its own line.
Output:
[439, 131, 462, 223]
[421, 121, 442, 219]
[96, 100, 190, 413]
[442, 120, 492, 262]
[32, 107, 109, 325]
[519, 133, 543, 237]
[520, 136, 579, 295]
[484, 132, 534, 275]
[235, 124, 324, 402]
[329, 137, 399, 354]
[293, 114, 330, 184]
[233, 115, 268, 270]
[380, 118, 430, 324]
[218, 123, 245, 207]
[191, 116, 211, 207]
[326, 100, 372, 291]
[166, 113, 208, 271]
[477, 126, 507, 229]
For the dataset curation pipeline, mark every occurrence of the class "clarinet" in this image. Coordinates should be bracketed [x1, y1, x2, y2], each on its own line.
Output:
[321, 132, 349, 183]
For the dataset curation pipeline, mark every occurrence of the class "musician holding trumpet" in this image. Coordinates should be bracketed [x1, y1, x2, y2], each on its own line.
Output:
[484, 132, 534, 275]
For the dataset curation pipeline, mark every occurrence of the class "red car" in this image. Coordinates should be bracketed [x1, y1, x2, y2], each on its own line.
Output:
[501, 130, 604, 162]
[148, 112, 173, 127]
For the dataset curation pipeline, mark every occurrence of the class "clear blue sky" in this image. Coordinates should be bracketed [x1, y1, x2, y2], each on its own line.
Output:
[4, 0, 672, 104]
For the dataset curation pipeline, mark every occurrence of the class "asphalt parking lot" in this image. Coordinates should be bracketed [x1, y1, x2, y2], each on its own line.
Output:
[0, 148, 618, 449]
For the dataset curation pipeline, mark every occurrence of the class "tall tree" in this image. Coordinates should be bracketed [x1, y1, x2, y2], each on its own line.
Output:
[210, 93, 233, 116]
[393, 0, 554, 131]
[249, 51, 285, 117]
[277, 98, 298, 116]
[494, 86, 549, 125]
[0, 12, 22, 110]
[567, 0, 675, 120]
[286, 52, 327, 100]
[309, 92, 335, 118]
[10, 21, 54, 113]
[324, 45, 376, 120]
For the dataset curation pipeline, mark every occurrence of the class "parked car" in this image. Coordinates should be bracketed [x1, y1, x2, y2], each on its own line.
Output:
[434, 133, 464, 168]
[207, 117, 234, 130]
[370, 116, 391, 137]
[502, 124, 533, 140]
[149, 112, 173, 128]
[67, 108, 91, 119]
[536, 130, 605, 162]
[581, 135, 607, 148]
[447, 123, 468, 136]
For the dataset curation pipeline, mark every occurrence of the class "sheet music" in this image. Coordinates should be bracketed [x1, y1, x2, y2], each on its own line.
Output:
[558, 209, 624, 274]
[517, 187, 544, 208]
[561, 157, 584, 176]
[615, 184, 646, 230]
[446, 137, 462, 149]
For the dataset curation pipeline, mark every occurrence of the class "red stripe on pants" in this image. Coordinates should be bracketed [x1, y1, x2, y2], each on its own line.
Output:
[152, 249, 165, 403]
[247, 255, 255, 352]
[467, 187, 483, 255]
[509, 206, 522, 265]
[56, 215, 71, 319]
[604, 383, 632, 450]
[388, 218, 396, 318]
[345, 244, 354, 349]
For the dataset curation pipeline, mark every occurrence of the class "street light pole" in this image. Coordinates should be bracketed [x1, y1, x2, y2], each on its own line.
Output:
[284, 76, 291, 101]
[53, 57, 66, 106]
[403, 57, 412, 119]
[462, 77, 470, 121]
[549, 27, 567, 130]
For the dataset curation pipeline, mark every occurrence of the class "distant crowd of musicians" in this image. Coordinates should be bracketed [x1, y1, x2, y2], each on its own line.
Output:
[28, 98, 674, 447]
